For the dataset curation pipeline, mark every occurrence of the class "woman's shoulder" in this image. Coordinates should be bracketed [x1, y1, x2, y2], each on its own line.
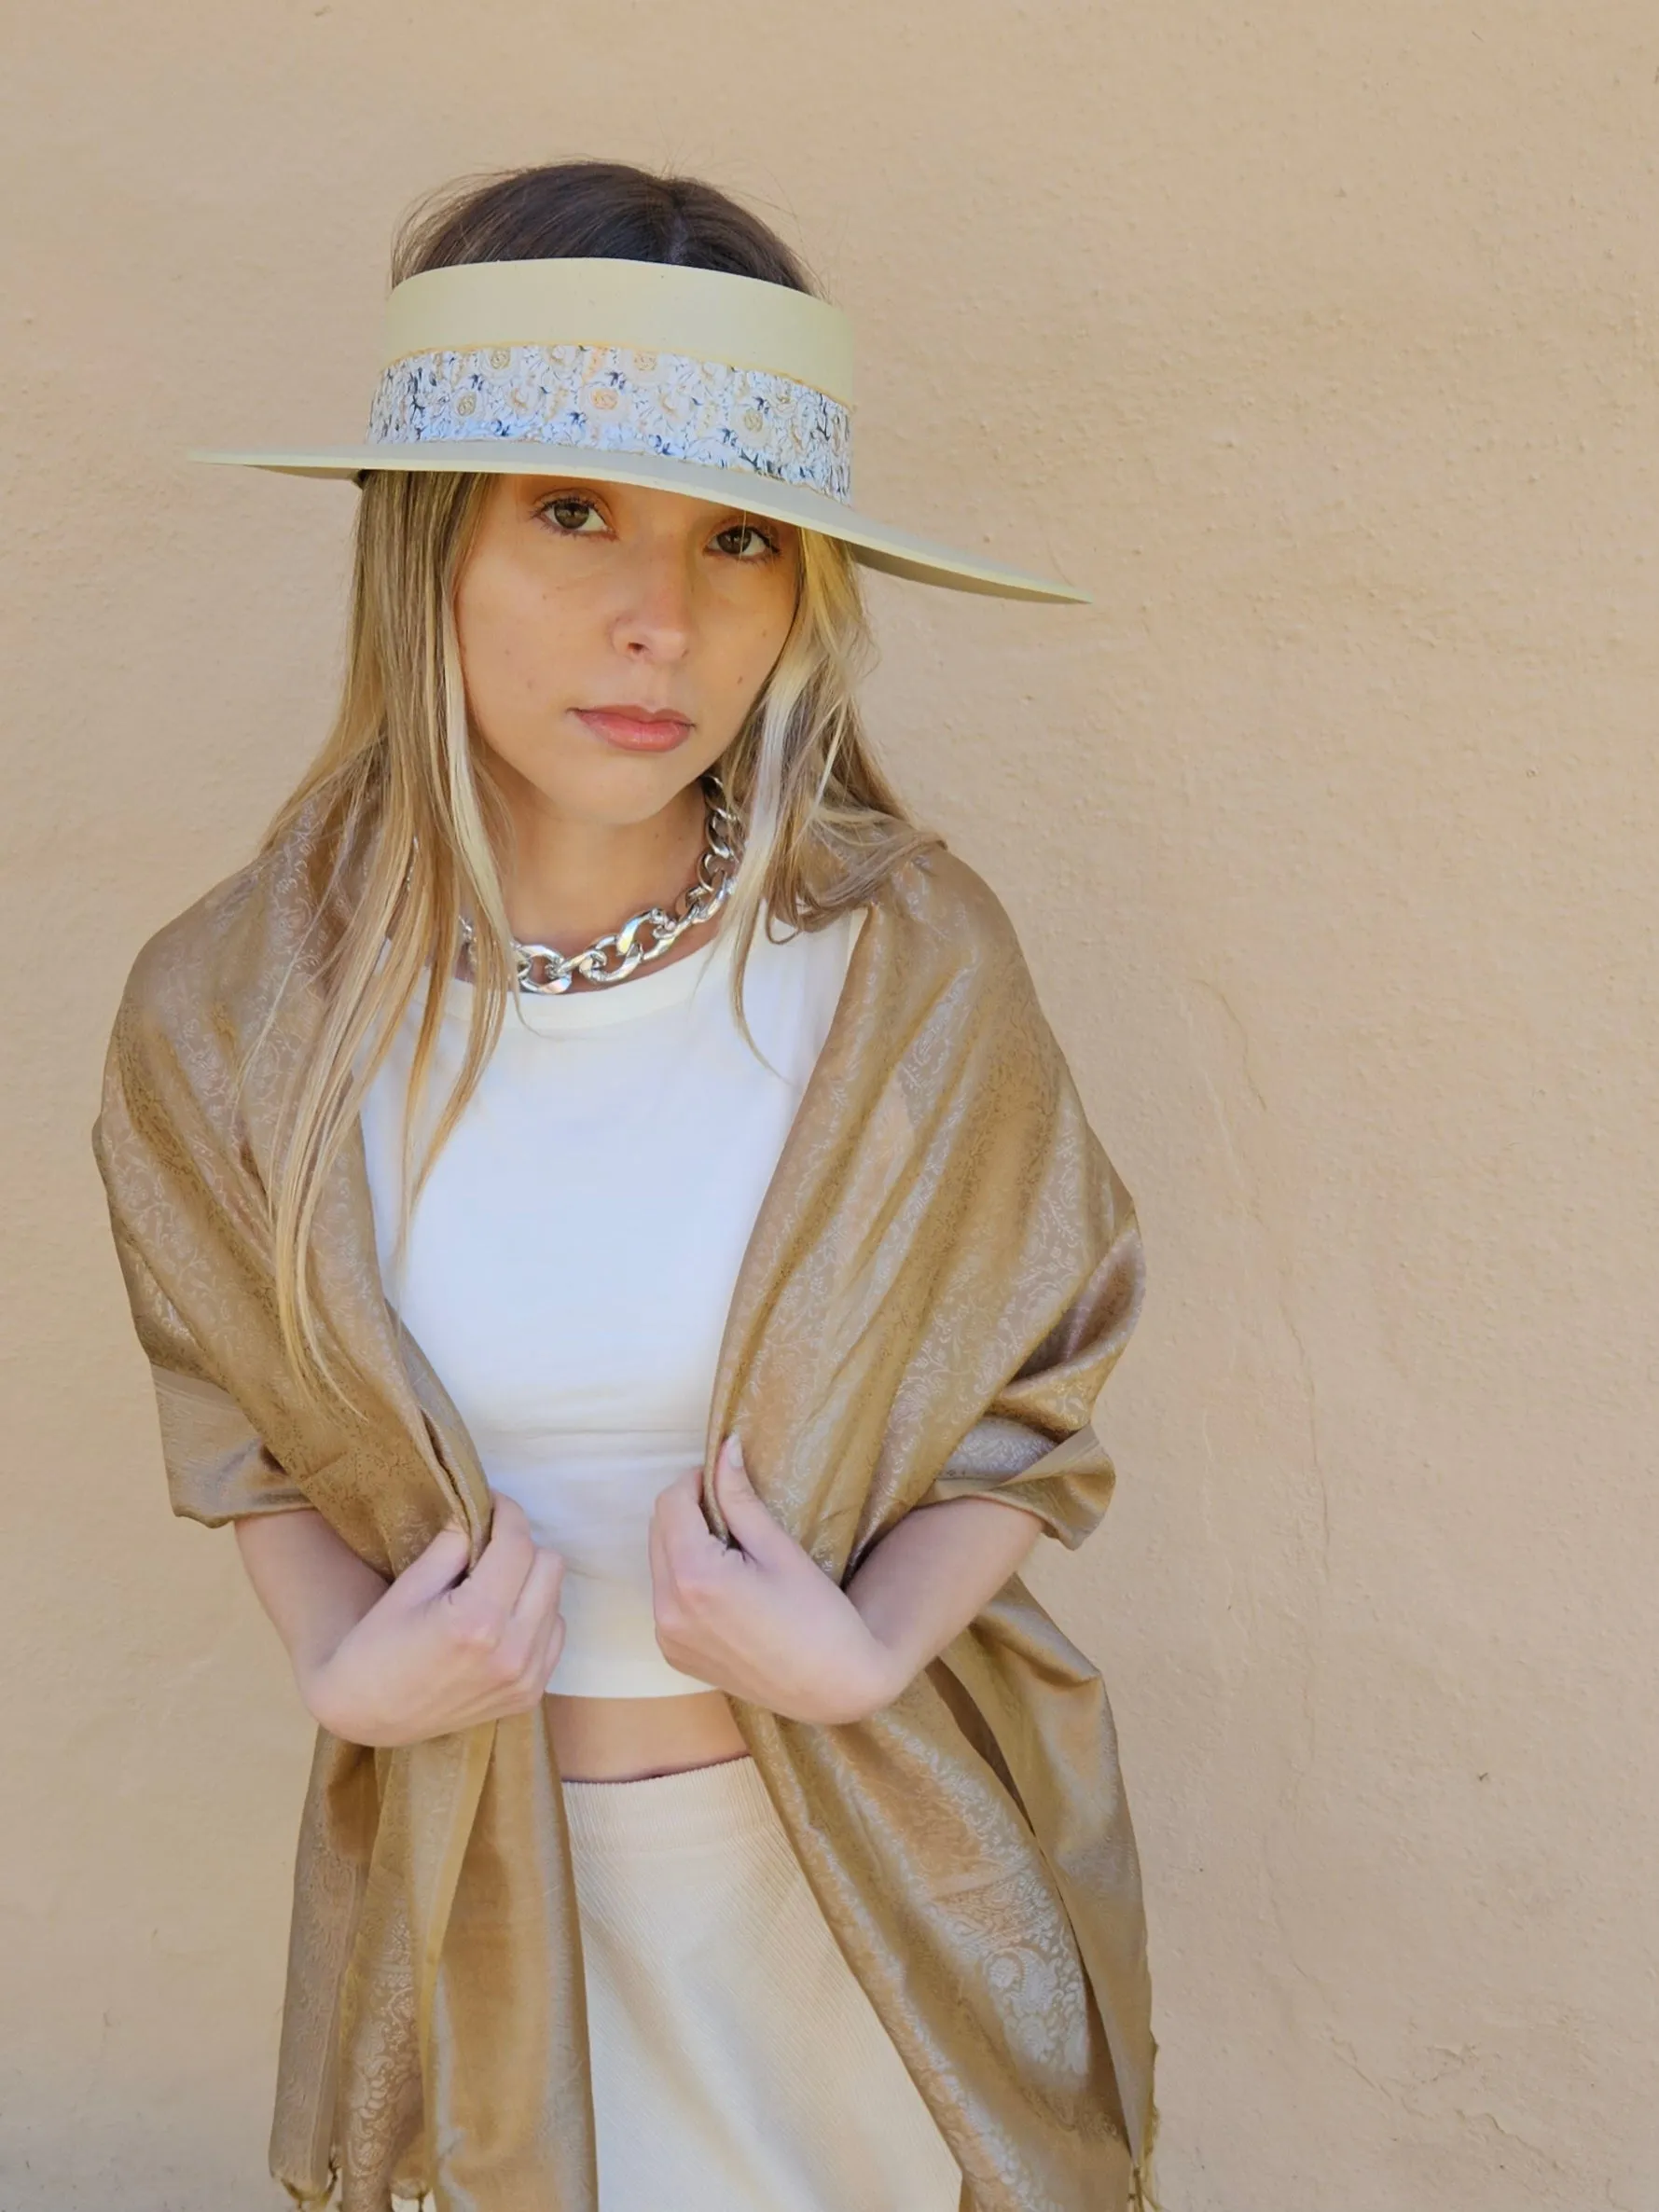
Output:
[806, 826, 1022, 952]
[119, 850, 270, 993]
[112, 807, 333, 1066]
[870, 839, 1030, 982]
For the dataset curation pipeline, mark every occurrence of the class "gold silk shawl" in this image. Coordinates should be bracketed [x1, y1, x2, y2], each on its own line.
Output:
[91, 805, 1160, 2212]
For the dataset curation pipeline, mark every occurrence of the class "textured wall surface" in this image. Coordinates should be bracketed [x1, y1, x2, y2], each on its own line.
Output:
[3, 5, 1655, 2207]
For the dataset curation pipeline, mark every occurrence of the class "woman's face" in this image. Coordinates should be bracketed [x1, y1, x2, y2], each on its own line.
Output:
[452, 474, 802, 830]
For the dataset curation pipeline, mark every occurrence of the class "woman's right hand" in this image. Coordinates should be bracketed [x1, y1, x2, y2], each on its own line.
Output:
[301, 1493, 567, 1748]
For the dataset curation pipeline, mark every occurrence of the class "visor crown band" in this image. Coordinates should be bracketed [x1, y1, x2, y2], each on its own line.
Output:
[366, 340, 853, 503]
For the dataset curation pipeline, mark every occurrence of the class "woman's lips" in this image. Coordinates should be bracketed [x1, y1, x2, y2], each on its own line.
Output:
[574, 706, 694, 753]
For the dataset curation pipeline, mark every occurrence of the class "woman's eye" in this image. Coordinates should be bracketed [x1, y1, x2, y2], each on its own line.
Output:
[713, 520, 779, 560]
[541, 494, 607, 534]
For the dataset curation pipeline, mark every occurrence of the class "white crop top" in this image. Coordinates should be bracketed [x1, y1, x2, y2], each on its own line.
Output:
[357, 903, 866, 1696]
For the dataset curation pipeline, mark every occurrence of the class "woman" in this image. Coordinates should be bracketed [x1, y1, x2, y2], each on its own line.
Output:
[93, 161, 1160, 2212]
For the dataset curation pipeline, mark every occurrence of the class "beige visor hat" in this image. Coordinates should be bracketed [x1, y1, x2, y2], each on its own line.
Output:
[187, 256, 1086, 605]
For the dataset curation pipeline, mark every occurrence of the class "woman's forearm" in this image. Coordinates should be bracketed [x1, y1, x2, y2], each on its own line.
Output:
[844, 1495, 1044, 1699]
[233, 1508, 391, 1706]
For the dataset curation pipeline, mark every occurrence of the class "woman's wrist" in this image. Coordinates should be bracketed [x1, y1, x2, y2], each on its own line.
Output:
[819, 1612, 912, 1723]
[293, 1624, 368, 1738]
[845, 1496, 1044, 1699]
[843, 1589, 921, 1710]
[298, 1629, 423, 1748]
[233, 1509, 393, 1735]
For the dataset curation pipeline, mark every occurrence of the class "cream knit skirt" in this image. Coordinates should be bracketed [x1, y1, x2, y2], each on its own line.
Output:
[560, 1750, 964, 2212]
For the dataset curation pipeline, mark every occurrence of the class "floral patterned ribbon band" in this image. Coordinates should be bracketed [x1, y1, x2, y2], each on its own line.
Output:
[366, 341, 854, 503]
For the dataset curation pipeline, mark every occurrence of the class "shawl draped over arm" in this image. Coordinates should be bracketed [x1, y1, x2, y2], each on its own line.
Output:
[91, 819, 1161, 2212]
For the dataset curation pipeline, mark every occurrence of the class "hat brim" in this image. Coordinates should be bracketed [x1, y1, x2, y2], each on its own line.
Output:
[185, 441, 1089, 605]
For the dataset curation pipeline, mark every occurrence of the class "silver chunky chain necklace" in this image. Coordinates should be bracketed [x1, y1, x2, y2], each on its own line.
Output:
[459, 773, 744, 995]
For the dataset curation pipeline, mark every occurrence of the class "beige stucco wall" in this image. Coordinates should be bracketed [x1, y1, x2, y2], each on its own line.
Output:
[4, 4, 1653, 2205]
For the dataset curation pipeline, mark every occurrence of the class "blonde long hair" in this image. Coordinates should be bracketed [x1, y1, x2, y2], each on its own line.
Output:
[256, 452, 940, 1417]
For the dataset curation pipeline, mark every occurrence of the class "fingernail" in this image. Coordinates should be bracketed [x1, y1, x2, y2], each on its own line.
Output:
[729, 1435, 746, 1472]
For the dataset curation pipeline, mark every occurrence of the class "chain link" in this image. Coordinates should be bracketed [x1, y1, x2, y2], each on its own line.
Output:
[458, 773, 744, 995]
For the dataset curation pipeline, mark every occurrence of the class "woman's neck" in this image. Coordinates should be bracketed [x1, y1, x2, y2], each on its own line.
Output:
[496, 775, 711, 954]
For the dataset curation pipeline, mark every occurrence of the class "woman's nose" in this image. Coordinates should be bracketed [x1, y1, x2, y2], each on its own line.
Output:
[612, 543, 697, 660]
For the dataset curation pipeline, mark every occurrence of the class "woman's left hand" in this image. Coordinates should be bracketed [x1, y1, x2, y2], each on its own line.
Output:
[648, 1434, 899, 1725]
